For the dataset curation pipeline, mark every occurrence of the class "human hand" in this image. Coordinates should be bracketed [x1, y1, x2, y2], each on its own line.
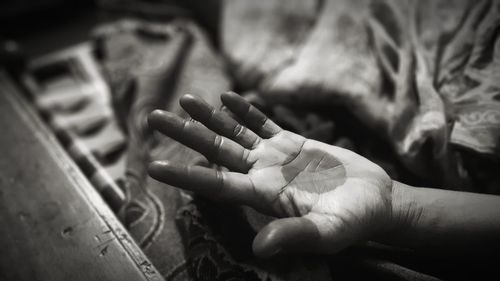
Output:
[148, 92, 394, 257]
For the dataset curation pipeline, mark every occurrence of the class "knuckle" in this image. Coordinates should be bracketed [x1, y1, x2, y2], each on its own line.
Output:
[212, 135, 223, 160]
[232, 124, 245, 138]
[208, 108, 217, 124]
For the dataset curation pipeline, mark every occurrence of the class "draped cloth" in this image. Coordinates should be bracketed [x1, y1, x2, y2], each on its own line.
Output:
[93, 0, 500, 280]
[222, 0, 500, 191]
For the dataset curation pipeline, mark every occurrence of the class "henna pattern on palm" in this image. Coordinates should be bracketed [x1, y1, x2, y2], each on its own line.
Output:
[148, 92, 393, 257]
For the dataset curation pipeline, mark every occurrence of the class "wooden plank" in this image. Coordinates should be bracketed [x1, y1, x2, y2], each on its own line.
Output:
[0, 71, 164, 281]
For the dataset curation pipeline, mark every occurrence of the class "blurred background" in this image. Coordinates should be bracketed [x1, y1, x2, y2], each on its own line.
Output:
[1, 0, 499, 280]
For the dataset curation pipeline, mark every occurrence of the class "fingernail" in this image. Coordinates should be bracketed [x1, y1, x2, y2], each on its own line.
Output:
[148, 110, 165, 126]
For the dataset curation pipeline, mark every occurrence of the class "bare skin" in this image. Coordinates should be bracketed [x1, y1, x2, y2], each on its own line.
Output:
[148, 92, 500, 258]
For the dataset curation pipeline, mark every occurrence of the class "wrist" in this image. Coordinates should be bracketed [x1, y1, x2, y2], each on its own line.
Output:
[380, 180, 425, 247]
[386, 181, 500, 253]
[391, 180, 416, 229]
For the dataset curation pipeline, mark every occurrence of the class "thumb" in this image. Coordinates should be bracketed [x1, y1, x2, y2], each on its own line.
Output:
[252, 215, 322, 258]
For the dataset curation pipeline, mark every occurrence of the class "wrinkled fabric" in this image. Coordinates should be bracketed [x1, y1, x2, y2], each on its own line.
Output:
[90, 0, 500, 280]
[222, 0, 500, 191]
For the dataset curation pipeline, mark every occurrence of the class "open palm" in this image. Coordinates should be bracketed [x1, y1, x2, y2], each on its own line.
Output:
[148, 92, 394, 257]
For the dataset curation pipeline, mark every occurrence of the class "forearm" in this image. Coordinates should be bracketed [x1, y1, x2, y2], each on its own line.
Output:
[387, 180, 500, 254]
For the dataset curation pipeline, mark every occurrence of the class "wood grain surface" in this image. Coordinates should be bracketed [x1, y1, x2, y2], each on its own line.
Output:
[0, 70, 164, 281]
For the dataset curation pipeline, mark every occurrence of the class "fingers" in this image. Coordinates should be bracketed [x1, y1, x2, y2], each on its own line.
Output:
[148, 110, 251, 172]
[221, 91, 281, 138]
[148, 161, 254, 204]
[179, 94, 261, 149]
